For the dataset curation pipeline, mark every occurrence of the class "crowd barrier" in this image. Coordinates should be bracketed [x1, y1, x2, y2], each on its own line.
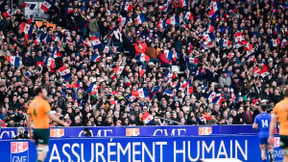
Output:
[0, 125, 261, 139]
[0, 135, 283, 162]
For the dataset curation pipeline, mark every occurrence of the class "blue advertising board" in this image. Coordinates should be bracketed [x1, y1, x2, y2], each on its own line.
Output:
[0, 135, 283, 162]
[0, 125, 259, 139]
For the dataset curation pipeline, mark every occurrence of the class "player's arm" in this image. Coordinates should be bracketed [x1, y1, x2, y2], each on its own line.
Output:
[269, 113, 278, 138]
[27, 114, 33, 137]
[47, 112, 69, 127]
[252, 116, 258, 129]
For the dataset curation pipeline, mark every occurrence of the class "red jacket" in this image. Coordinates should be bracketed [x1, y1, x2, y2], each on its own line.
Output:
[134, 41, 148, 55]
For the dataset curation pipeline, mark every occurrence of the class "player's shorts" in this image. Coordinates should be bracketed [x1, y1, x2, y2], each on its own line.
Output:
[280, 135, 288, 149]
[33, 129, 49, 145]
[259, 135, 269, 145]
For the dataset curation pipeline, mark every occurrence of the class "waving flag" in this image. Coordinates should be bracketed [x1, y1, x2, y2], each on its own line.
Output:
[122, 0, 134, 12]
[172, 51, 181, 62]
[219, 39, 232, 48]
[212, 95, 225, 106]
[90, 53, 101, 62]
[138, 88, 149, 98]
[117, 17, 129, 26]
[183, 12, 194, 21]
[165, 89, 174, 97]
[244, 43, 254, 54]
[281, 39, 288, 48]
[135, 14, 146, 25]
[206, 91, 216, 102]
[234, 31, 247, 46]
[82, 39, 91, 47]
[185, 57, 199, 64]
[139, 64, 146, 77]
[22, 3, 36, 10]
[51, 48, 61, 58]
[207, 24, 215, 33]
[159, 0, 170, 12]
[59, 66, 71, 80]
[43, 34, 51, 44]
[166, 16, 180, 25]
[202, 33, 215, 43]
[179, 0, 188, 8]
[151, 86, 160, 94]
[87, 83, 98, 95]
[254, 64, 270, 77]
[114, 66, 124, 75]
[2, 9, 11, 18]
[157, 19, 167, 29]
[125, 94, 136, 102]
[90, 36, 102, 49]
[187, 83, 194, 94]
[142, 112, 154, 125]
[208, 0, 221, 19]
[137, 53, 150, 62]
[45, 57, 55, 71]
[41, 0, 52, 12]
[19, 22, 32, 41]
[7, 56, 20, 67]
[271, 38, 281, 47]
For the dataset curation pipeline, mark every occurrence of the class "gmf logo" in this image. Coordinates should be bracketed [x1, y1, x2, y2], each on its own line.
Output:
[11, 142, 28, 153]
[198, 127, 212, 135]
[126, 128, 140, 136]
[50, 128, 65, 137]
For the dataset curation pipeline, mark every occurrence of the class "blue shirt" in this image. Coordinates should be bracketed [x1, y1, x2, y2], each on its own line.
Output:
[254, 113, 271, 136]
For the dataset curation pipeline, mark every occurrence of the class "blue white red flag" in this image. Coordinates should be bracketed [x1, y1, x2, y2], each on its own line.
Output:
[7, 56, 20, 67]
[142, 112, 154, 125]
[135, 14, 146, 25]
[138, 87, 149, 98]
[90, 36, 102, 49]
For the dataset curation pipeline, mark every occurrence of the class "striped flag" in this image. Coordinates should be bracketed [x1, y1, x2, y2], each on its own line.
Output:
[19, 22, 32, 41]
[90, 36, 102, 49]
[165, 89, 174, 97]
[114, 66, 124, 75]
[2, 9, 11, 18]
[137, 53, 150, 62]
[7, 56, 20, 67]
[122, 0, 134, 12]
[90, 53, 101, 62]
[166, 16, 180, 25]
[135, 14, 146, 25]
[59, 66, 71, 81]
[138, 88, 149, 98]
[41, 0, 52, 12]
[87, 83, 98, 95]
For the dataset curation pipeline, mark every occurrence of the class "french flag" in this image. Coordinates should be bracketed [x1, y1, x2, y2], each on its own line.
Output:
[206, 91, 216, 102]
[165, 89, 174, 97]
[281, 39, 287, 48]
[117, 17, 128, 26]
[59, 66, 71, 80]
[52, 48, 62, 58]
[19, 22, 32, 41]
[137, 53, 150, 62]
[271, 38, 281, 47]
[139, 64, 146, 77]
[179, 0, 188, 8]
[114, 66, 124, 75]
[43, 34, 51, 44]
[122, 0, 134, 12]
[157, 19, 166, 29]
[159, 1, 169, 12]
[207, 24, 215, 33]
[254, 64, 270, 77]
[202, 33, 215, 42]
[138, 88, 149, 98]
[180, 80, 189, 89]
[172, 51, 181, 62]
[22, 3, 36, 10]
[2, 9, 11, 18]
[219, 39, 232, 48]
[124, 77, 131, 87]
[90, 36, 102, 49]
[164, 49, 173, 61]
[41, 0, 52, 12]
[208, 7, 218, 19]
[234, 31, 247, 45]
[212, 95, 225, 106]
[185, 56, 199, 64]
[126, 94, 136, 102]
[244, 43, 254, 55]
[142, 112, 154, 125]
[135, 14, 146, 25]
[187, 83, 194, 94]
[166, 16, 180, 25]
[90, 53, 101, 62]
[210, 0, 221, 12]
[45, 57, 55, 71]
[7, 56, 20, 67]
[184, 12, 194, 21]
[151, 86, 160, 94]
[87, 83, 98, 95]
[82, 39, 91, 47]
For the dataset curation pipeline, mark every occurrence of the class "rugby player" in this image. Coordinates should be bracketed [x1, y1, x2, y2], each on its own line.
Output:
[27, 86, 69, 162]
[269, 87, 288, 162]
[253, 104, 274, 162]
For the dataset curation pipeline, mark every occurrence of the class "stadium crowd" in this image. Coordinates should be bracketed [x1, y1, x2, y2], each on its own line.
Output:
[0, 0, 288, 127]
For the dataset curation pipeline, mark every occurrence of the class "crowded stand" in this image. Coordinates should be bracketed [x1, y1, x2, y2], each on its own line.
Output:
[0, 0, 288, 127]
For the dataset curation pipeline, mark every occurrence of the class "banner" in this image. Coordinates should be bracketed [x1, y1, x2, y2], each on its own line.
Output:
[0, 135, 283, 162]
[0, 125, 259, 139]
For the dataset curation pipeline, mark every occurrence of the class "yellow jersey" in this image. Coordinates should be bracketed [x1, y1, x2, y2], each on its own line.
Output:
[28, 96, 51, 129]
[273, 98, 288, 135]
